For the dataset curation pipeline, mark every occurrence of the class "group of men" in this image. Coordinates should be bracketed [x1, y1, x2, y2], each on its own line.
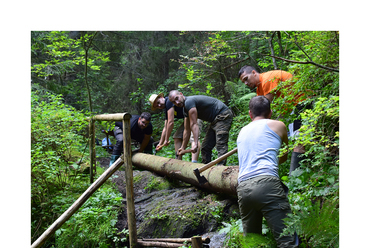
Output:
[109, 65, 307, 247]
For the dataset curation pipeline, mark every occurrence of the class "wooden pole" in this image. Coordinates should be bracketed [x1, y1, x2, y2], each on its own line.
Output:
[31, 157, 125, 248]
[191, 236, 203, 248]
[122, 113, 138, 248]
[137, 240, 185, 247]
[89, 119, 96, 183]
[92, 113, 126, 121]
[141, 236, 210, 243]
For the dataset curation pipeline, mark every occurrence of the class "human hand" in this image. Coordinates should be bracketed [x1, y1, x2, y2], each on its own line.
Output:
[156, 143, 164, 151]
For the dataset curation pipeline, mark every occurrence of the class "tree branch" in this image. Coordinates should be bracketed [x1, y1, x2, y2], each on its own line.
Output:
[284, 31, 313, 61]
[261, 54, 339, 72]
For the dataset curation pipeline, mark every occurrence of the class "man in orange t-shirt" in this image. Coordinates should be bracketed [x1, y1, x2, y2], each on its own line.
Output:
[238, 65, 307, 175]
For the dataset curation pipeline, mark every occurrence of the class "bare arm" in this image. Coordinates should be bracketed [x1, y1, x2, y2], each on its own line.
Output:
[179, 116, 191, 154]
[164, 107, 175, 145]
[156, 120, 167, 151]
[267, 120, 288, 164]
[279, 126, 288, 164]
[188, 107, 199, 153]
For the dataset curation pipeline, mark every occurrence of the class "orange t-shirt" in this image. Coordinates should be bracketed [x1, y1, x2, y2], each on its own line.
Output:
[256, 70, 293, 97]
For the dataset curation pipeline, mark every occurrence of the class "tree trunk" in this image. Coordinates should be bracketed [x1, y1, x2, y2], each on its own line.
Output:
[266, 31, 277, 69]
[131, 153, 239, 196]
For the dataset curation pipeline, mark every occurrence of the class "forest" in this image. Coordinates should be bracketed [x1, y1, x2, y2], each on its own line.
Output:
[30, 31, 339, 247]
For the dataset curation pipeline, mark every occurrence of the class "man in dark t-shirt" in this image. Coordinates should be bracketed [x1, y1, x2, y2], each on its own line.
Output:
[149, 93, 201, 162]
[168, 90, 233, 165]
[109, 112, 153, 166]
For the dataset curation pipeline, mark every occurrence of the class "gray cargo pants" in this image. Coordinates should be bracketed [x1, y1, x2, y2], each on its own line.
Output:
[201, 108, 233, 165]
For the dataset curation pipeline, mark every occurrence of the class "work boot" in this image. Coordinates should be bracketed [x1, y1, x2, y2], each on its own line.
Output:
[109, 155, 120, 167]
[289, 152, 304, 176]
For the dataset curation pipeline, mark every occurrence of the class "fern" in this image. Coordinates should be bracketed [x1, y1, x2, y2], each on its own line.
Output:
[282, 198, 339, 247]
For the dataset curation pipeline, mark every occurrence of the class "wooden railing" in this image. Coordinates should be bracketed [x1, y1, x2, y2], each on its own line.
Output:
[31, 113, 138, 248]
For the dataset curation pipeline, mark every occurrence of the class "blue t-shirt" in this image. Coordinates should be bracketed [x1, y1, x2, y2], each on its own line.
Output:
[164, 97, 184, 120]
[237, 119, 282, 183]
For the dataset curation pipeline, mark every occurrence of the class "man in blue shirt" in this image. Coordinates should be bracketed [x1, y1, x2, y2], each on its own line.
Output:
[109, 112, 153, 166]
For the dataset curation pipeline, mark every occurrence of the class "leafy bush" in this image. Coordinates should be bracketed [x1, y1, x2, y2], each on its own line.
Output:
[31, 87, 88, 242]
[54, 187, 126, 248]
[281, 96, 339, 248]
[282, 198, 339, 247]
[31, 87, 125, 247]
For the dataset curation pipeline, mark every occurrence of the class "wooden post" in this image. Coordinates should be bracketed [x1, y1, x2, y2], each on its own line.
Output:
[89, 119, 96, 183]
[191, 236, 203, 248]
[122, 113, 137, 248]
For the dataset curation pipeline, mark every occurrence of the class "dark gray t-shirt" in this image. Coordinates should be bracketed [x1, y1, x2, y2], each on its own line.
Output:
[183, 95, 228, 122]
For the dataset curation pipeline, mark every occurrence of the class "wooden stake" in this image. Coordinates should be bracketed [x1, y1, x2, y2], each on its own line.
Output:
[191, 236, 203, 248]
[122, 113, 138, 248]
[89, 119, 96, 183]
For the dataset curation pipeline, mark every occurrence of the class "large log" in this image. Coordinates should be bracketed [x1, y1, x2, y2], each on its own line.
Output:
[131, 153, 239, 196]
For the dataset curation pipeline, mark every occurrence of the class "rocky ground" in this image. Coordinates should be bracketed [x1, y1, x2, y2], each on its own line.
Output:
[97, 156, 240, 247]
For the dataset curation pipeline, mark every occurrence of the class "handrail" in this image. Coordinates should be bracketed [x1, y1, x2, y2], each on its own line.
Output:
[31, 113, 138, 248]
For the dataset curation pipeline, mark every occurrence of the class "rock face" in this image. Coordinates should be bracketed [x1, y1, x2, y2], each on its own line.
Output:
[99, 157, 240, 247]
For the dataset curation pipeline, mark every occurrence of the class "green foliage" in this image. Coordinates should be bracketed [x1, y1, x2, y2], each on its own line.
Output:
[31, 31, 111, 112]
[282, 198, 339, 247]
[144, 175, 172, 193]
[54, 187, 126, 248]
[31, 31, 109, 78]
[220, 219, 276, 248]
[31, 87, 87, 192]
[31, 88, 124, 247]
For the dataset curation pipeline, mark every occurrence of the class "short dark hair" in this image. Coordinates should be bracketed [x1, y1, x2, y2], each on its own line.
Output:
[168, 90, 180, 99]
[249, 96, 271, 118]
[238, 65, 258, 78]
[140, 112, 151, 122]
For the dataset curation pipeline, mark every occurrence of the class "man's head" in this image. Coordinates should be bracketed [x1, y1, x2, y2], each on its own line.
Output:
[138, 112, 151, 130]
[238, 65, 260, 89]
[249, 96, 271, 119]
[149, 93, 165, 110]
[168, 90, 185, 108]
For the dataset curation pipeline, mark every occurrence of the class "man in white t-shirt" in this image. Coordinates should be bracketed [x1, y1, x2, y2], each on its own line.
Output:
[237, 96, 297, 247]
